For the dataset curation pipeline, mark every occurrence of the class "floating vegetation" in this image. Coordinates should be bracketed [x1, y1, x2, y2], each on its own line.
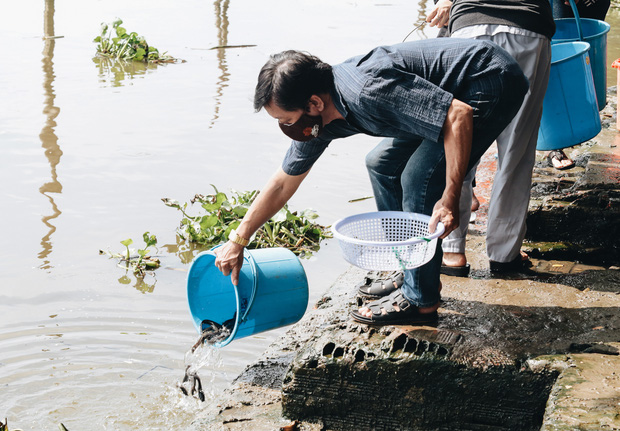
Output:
[93, 18, 183, 63]
[162, 186, 332, 257]
[99, 232, 161, 278]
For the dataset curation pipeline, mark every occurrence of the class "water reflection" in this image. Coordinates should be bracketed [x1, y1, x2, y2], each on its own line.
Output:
[162, 239, 206, 265]
[39, 0, 63, 270]
[209, 0, 231, 128]
[93, 56, 159, 87]
[118, 273, 157, 293]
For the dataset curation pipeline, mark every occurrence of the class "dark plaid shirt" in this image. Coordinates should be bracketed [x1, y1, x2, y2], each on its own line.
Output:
[282, 37, 526, 176]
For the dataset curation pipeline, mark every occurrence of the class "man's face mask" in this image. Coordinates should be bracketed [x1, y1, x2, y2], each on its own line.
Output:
[279, 114, 323, 142]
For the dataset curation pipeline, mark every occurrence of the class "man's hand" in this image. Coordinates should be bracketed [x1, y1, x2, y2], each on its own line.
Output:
[426, 0, 453, 28]
[429, 196, 459, 239]
[214, 241, 245, 285]
[212, 167, 310, 285]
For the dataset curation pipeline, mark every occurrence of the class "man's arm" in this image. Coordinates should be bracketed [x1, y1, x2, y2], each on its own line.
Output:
[429, 98, 473, 238]
[214, 167, 310, 285]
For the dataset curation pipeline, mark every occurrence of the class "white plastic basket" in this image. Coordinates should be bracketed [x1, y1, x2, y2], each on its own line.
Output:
[331, 211, 445, 271]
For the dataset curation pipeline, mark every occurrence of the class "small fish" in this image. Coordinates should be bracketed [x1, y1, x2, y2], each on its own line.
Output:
[178, 365, 205, 402]
[191, 316, 235, 352]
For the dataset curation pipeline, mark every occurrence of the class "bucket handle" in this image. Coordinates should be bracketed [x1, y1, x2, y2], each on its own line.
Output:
[209, 244, 258, 323]
[240, 250, 259, 322]
[205, 245, 259, 348]
[566, 0, 584, 41]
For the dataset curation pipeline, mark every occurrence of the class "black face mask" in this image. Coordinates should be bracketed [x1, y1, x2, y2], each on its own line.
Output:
[279, 114, 323, 141]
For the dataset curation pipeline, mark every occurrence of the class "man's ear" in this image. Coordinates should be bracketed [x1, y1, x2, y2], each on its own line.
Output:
[306, 95, 325, 115]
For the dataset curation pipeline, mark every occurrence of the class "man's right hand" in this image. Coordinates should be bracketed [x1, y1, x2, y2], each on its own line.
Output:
[214, 241, 245, 285]
[426, 0, 453, 28]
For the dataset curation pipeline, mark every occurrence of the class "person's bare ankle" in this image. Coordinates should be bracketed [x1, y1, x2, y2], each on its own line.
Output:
[443, 252, 467, 267]
[471, 191, 480, 212]
[419, 302, 439, 314]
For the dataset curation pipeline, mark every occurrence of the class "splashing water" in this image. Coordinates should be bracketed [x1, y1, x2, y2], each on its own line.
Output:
[177, 320, 233, 402]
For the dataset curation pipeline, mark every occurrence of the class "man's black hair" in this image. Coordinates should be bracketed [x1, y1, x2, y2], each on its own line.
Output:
[254, 50, 334, 112]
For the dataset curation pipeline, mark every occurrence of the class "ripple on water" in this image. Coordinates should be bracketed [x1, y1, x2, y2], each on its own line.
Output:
[0, 311, 230, 430]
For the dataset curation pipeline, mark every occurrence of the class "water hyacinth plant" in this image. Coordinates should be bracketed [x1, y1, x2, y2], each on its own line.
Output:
[162, 186, 332, 257]
[93, 18, 182, 63]
[100, 232, 161, 278]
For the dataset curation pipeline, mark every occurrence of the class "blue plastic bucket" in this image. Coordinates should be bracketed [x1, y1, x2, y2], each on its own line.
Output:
[187, 247, 308, 347]
[537, 41, 601, 151]
[551, 0, 610, 110]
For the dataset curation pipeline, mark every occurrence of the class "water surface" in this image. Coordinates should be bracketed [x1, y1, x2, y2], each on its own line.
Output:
[1, 1, 618, 430]
[0, 1, 436, 429]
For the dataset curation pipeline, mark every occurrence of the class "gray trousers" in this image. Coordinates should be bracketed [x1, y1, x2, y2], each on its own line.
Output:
[442, 29, 552, 262]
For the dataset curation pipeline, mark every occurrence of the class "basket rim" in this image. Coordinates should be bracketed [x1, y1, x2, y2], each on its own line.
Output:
[331, 211, 445, 247]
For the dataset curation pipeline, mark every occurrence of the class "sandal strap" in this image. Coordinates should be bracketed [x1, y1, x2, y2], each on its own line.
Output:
[359, 271, 404, 296]
[367, 289, 412, 316]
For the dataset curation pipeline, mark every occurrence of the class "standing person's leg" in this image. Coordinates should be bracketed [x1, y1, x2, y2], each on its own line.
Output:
[480, 33, 552, 265]
[441, 164, 477, 274]
[440, 31, 550, 274]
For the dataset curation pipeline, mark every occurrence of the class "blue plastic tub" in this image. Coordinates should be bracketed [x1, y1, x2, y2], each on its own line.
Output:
[187, 247, 308, 347]
[537, 41, 601, 151]
[551, 0, 610, 110]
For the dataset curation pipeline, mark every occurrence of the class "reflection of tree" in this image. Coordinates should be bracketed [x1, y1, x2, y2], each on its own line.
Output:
[93, 56, 157, 87]
[39, 0, 63, 270]
[209, 0, 231, 128]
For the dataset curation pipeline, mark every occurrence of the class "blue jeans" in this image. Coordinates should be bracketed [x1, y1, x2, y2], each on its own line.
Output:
[365, 90, 525, 307]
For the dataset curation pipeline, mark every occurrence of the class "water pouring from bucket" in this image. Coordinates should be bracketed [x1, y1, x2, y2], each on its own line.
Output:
[186, 247, 309, 348]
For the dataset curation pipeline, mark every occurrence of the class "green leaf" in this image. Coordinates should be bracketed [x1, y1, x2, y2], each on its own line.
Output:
[271, 208, 288, 223]
[199, 214, 219, 230]
[143, 232, 157, 248]
[201, 192, 227, 212]
[232, 205, 248, 217]
[120, 239, 133, 247]
[286, 211, 300, 222]
[300, 209, 319, 220]
[116, 26, 127, 37]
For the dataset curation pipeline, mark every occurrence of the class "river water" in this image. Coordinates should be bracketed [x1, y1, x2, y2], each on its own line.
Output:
[0, 1, 618, 430]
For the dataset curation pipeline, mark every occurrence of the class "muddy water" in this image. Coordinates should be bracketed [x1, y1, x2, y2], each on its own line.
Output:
[0, 0, 440, 429]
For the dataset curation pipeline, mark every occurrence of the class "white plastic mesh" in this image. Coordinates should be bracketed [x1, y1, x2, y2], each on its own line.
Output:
[333, 212, 440, 270]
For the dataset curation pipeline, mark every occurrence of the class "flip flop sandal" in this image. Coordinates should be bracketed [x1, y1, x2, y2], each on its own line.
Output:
[547, 150, 575, 170]
[440, 263, 470, 277]
[357, 271, 404, 299]
[489, 255, 531, 273]
[350, 289, 438, 326]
